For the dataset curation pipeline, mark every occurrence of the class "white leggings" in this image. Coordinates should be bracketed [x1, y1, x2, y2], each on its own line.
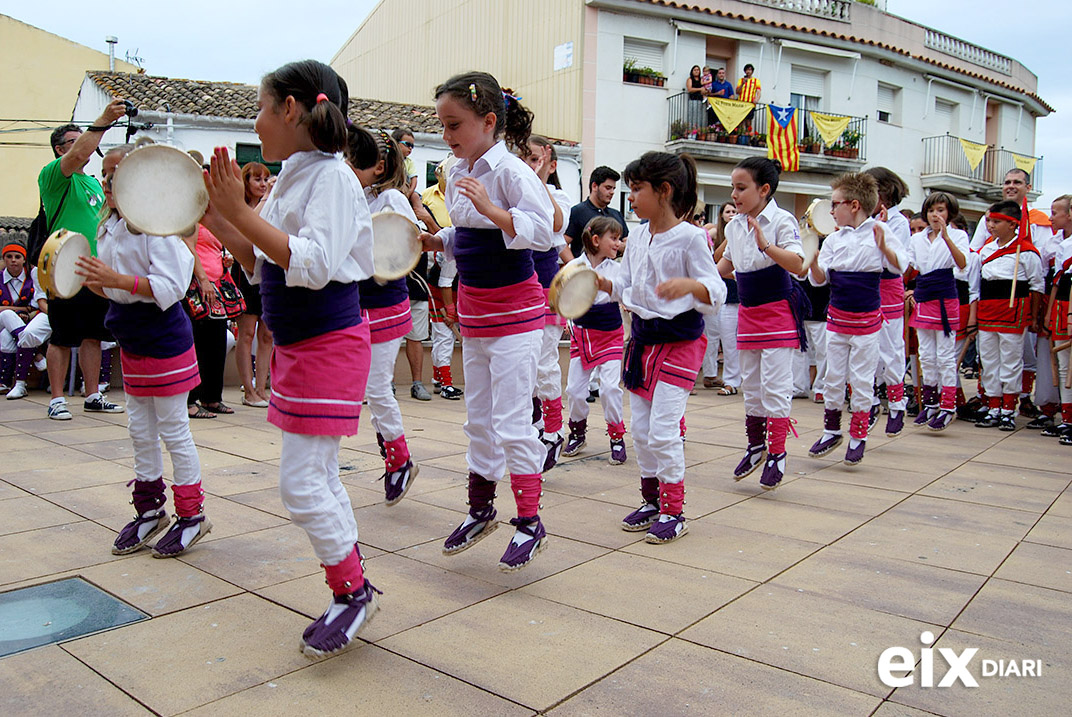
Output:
[430, 321, 455, 368]
[279, 431, 358, 565]
[631, 382, 689, 483]
[917, 327, 957, 389]
[566, 357, 623, 425]
[875, 317, 907, 410]
[1056, 347, 1072, 405]
[740, 347, 794, 418]
[366, 337, 405, 442]
[536, 324, 563, 401]
[0, 309, 26, 352]
[823, 331, 879, 414]
[126, 393, 201, 486]
[979, 331, 1023, 398]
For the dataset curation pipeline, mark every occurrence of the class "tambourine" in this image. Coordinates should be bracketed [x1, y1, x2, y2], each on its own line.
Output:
[549, 263, 599, 319]
[112, 144, 208, 237]
[37, 229, 90, 299]
[371, 210, 422, 281]
[802, 198, 836, 237]
[798, 224, 821, 273]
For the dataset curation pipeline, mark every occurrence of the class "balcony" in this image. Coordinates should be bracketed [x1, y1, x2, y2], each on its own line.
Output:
[920, 134, 1043, 199]
[923, 29, 1012, 75]
[665, 92, 867, 173]
[741, 0, 851, 22]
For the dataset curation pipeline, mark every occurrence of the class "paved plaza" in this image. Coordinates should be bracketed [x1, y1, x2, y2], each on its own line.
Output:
[1, 381, 1069, 715]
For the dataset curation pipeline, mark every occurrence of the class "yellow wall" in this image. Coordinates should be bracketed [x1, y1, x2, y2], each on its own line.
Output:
[0, 15, 138, 218]
[332, 0, 584, 142]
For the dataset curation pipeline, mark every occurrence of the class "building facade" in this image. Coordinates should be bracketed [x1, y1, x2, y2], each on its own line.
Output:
[333, 0, 1049, 222]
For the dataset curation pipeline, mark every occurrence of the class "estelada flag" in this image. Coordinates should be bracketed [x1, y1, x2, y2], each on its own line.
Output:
[767, 104, 800, 172]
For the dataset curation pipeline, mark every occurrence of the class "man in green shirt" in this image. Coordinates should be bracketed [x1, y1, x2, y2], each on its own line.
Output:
[39, 99, 128, 420]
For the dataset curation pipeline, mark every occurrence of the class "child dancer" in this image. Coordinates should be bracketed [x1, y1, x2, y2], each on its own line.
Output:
[906, 192, 968, 431]
[975, 200, 1044, 430]
[1045, 195, 1072, 442]
[602, 151, 724, 542]
[863, 167, 911, 434]
[423, 157, 464, 400]
[74, 144, 209, 558]
[562, 216, 627, 463]
[707, 202, 741, 395]
[953, 234, 981, 418]
[719, 158, 805, 489]
[346, 125, 419, 505]
[203, 60, 378, 657]
[0, 243, 43, 396]
[522, 135, 570, 470]
[421, 72, 555, 571]
[807, 173, 904, 465]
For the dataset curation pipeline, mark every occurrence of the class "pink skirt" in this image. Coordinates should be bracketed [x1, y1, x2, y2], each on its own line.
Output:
[826, 306, 883, 335]
[628, 336, 706, 402]
[569, 324, 625, 371]
[120, 345, 200, 397]
[268, 322, 370, 436]
[737, 301, 800, 350]
[458, 275, 545, 338]
[879, 276, 905, 320]
[910, 298, 960, 332]
[363, 299, 413, 343]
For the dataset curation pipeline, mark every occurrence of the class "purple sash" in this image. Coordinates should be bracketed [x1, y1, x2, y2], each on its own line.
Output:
[574, 302, 622, 331]
[105, 301, 192, 358]
[260, 263, 362, 346]
[358, 277, 408, 309]
[533, 248, 560, 288]
[828, 271, 881, 312]
[454, 227, 534, 288]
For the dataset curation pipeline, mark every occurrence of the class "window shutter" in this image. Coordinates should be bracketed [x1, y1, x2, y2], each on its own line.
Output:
[790, 66, 825, 98]
[935, 99, 956, 132]
[624, 37, 665, 73]
[877, 84, 895, 113]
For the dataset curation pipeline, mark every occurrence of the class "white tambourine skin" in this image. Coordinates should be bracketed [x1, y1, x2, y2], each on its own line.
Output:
[39, 230, 90, 299]
[798, 225, 820, 273]
[112, 145, 208, 237]
[805, 198, 836, 237]
[550, 266, 598, 319]
[370, 211, 421, 281]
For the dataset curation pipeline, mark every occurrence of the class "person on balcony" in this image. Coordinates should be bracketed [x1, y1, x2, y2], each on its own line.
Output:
[736, 64, 761, 104]
[686, 66, 707, 130]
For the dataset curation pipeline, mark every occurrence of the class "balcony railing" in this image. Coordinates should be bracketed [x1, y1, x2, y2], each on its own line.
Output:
[923, 29, 1012, 75]
[921, 134, 1043, 193]
[667, 92, 867, 162]
[741, 0, 851, 22]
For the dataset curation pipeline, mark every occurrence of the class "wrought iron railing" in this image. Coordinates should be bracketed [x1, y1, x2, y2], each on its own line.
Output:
[667, 92, 867, 161]
[741, 0, 851, 22]
[921, 135, 1043, 191]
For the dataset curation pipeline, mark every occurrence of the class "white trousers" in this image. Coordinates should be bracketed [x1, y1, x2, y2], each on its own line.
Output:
[0, 309, 26, 352]
[18, 313, 51, 348]
[279, 432, 357, 565]
[566, 357, 623, 424]
[823, 331, 879, 414]
[792, 349, 811, 395]
[740, 347, 794, 418]
[1035, 336, 1059, 406]
[430, 321, 455, 368]
[126, 393, 201, 486]
[701, 305, 741, 387]
[875, 317, 907, 409]
[536, 324, 563, 401]
[463, 331, 544, 480]
[917, 327, 957, 389]
[804, 321, 828, 396]
[702, 313, 721, 378]
[1022, 330, 1037, 374]
[366, 337, 405, 442]
[1056, 347, 1072, 405]
[631, 382, 689, 484]
[979, 331, 1023, 398]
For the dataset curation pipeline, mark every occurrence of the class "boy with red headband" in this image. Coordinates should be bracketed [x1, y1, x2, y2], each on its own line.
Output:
[975, 199, 1045, 430]
[0, 242, 45, 397]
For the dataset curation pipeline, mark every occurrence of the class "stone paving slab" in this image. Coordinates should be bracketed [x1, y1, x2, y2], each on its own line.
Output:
[2, 384, 1070, 714]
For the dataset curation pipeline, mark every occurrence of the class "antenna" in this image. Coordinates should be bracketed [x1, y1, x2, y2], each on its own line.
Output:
[125, 49, 145, 70]
[105, 36, 117, 72]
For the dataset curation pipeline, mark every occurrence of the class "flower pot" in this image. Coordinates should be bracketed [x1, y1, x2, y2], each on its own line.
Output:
[737, 135, 751, 146]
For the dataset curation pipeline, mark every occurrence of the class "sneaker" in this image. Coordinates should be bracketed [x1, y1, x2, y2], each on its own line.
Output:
[300, 580, 382, 659]
[844, 440, 865, 466]
[1018, 396, 1039, 418]
[868, 404, 881, 430]
[562, 430, 586, 457]
[112, 510, 170, 555]
[47, 400, 72, 421]
[541, 433, 563, 472]
[1026, 415, 1055, 430]
[152, 514, 212, 557]
[432, 380, 441, 394]
[644, 513, 688, 543]
[6, 381, 27, 400]
[1041, 422, 1071, 438]
[498, 516, 547, 571]
[84, 395, 124, 413]
[998, 414, 1017, 432]
[440, 385, 464, 400]
[759, 452, 786, 490]
[885, 410, 905, 437]
[609, 438, 627, 465]
[792, 389, 809, 399]
[958, 398, 987, 422]
[410, 382, 432, 401]
[813, 392, 824, 404]
[1061, 432, 1072, 446]
[443, 506, 498, 555]
[383, 462, 418, 506]
[975, 412, 1001, 428]
[808, 433, 842, 458]
[586, 389, 598, 404]
[733, 444, 766, 480]
[927, 410, 955, 432]
[621, 502, 659, 531]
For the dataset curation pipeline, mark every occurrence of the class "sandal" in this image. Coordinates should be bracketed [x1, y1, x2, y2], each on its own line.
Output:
[716, 385, 738, 396]
[188, 404, 217, 419]
[702, 377, 724, 389]
[201, 401, 234, 415]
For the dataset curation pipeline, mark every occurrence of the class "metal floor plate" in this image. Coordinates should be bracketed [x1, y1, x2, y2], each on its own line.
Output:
[0, 577, 148, 658]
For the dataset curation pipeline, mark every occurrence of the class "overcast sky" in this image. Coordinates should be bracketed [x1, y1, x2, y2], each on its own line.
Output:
[9, 0, 1067, 206]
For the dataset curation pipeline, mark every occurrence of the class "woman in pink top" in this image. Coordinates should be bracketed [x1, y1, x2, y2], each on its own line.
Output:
[185, 225, 233, 417]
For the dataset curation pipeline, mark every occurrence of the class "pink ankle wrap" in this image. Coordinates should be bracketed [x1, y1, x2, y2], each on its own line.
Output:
[679, 415, 686, 438]
[658, 481, 684, 515]
[323, 546, 364, 596]
[940, 386, 956, 411]
[510, 473, 542, 518]
[383, 434, 411, 472]
[765, 416, 796, 454]
[887, 382, 905, 403]
[541, 397, 563, 434]
[849, 411, 869, 440]
[172, 482, 204, 518]
[606, 420, 626, 440]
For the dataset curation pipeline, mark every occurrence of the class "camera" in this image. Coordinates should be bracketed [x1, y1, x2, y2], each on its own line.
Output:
[123, 100, 138, 118]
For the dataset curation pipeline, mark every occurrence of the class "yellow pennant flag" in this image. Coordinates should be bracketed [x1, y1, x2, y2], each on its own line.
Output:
[809, 112, 851, 147]
[959, 138, 988, 171]
[1013, 153, 1038, 176]
[706, 97, 755, 134]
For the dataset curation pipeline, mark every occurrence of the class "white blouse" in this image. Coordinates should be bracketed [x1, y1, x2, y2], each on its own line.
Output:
[906, 227, 970, 274]
[565, 253, 621, 306]
[97, 214, 193, 310]
[811, 218, 905, 286]
[723, 199, 804, 274]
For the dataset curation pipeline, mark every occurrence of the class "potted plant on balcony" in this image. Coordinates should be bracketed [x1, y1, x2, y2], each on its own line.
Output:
[840, 129, 861, 159]
[751, 132, 767, 148]
[670, 120, 689, 141]
[623, 58, 639, 84]
[800, 135, 821, 154]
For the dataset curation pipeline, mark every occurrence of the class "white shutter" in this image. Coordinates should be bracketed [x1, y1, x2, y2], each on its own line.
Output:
[877, 84, 895, 113]
[790, 66, 825, 98]
[624, 37, 665, 74]
[935, 99, 956, 132]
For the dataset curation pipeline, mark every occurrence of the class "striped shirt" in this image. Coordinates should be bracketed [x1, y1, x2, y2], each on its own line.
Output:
[737, 76, 761, 103]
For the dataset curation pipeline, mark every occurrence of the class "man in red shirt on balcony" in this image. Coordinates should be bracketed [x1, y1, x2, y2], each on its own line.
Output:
[736, 64, 762, 103]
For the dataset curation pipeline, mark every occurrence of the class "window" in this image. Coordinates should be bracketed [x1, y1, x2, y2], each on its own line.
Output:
[235, 143, 281, 174]
[934, 99, 958, 134]
[623, 37, 665, 75]
[790, 66, 825, 140]
[877, 83, 898, 124]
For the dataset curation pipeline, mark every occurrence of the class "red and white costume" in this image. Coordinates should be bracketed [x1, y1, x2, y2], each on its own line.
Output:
[874, 205, 910, 413]
[1049, 235, 1072, 423]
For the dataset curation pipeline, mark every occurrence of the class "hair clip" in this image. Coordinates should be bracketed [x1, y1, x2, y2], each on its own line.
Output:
[315, 93, 329, 104]
[502, 91, 522, 106]
[469, 83, 477, 102]
[377, 129, 393, 154]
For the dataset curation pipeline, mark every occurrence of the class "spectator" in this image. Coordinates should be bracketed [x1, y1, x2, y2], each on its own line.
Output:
[233, 162, 274, 407]
[565, 167, 629, 259]
[686, 65, 707, 129]
[184, 225, 232, 418]
[736, 64, 762, 103]
[708, 68, 735, 99]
